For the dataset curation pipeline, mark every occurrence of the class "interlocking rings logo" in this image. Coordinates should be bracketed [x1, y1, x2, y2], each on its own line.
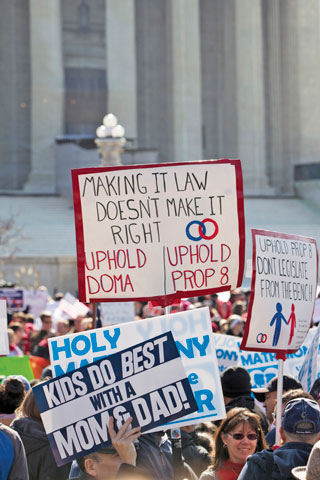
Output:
[256, 333, 267, 344]
[186, 218, 219, 242]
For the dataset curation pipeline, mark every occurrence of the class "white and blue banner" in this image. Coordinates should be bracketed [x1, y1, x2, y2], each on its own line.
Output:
[49, 307, 226, 429]
[298, 324, 320, 391]
[214, 329, 320, 389]
[34, 332, 197, 466]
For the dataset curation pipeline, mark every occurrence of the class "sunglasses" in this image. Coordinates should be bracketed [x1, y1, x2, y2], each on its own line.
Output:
[228, 433, 258, 441]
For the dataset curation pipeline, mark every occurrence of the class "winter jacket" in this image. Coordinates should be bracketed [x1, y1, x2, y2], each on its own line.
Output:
[237, 442, 313, 480]
[10, 417, 71, 480]
[0, 422, 29, 480]
[181, 429, 211, 477]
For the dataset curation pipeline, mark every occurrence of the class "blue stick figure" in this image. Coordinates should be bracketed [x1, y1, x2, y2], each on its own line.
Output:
[270, 302, 287, 346]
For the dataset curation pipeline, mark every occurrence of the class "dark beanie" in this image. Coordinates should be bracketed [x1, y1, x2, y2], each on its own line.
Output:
[221, 366, 251, 398]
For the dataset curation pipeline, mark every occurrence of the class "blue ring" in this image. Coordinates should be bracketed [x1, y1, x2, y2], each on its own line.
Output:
[186, 220, 206, 241]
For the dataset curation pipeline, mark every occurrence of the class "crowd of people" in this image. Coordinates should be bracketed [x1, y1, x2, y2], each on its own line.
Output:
[1, 286, 320, 480]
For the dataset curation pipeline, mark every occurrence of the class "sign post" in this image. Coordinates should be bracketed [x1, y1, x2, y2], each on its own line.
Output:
[241, 229, 318, 446]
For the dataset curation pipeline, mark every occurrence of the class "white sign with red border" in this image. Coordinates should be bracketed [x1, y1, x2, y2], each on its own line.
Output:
[71, 160, 245, 305]
[241, 229, 318, 354]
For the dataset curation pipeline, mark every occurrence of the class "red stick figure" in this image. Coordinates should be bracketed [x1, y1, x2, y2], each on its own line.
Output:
[287, 303, 296, 345]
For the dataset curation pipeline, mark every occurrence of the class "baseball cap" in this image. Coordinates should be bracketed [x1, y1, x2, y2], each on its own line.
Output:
[252, 375, 302, 403]
[282, 398, 320, 435]
[96, 445, 118, 455]
[292, 439, 320, 480]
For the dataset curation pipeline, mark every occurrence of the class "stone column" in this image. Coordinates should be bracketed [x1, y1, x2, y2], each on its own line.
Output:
[168, 0, 203, 163]
[235, 0, 272, 194]
[295, 2, 320, 165]
[24, 0, 64, 193]
[106, 0, 137, 142]
[0, 2, 30, 190]
[263, 1, 287, 194]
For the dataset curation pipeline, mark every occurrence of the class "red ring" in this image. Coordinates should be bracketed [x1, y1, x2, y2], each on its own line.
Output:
[198, 218, 219, 240]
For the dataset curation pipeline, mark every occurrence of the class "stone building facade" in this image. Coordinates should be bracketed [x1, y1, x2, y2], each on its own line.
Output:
[1, 0, 320, 197]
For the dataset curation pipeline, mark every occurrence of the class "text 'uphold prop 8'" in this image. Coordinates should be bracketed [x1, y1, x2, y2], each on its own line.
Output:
[71, 160, 245, 304]
[241, 229, 318, 354]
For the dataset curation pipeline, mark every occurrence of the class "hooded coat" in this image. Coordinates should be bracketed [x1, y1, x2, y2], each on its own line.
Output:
[10, 417, 71, 480]
[237, 442, 313, 480]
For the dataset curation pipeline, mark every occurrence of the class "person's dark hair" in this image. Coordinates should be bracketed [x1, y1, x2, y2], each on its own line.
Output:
[0, 378, 25, 413]
[9, 322, 24, 334]
[25, 313, 35, 324]
[195, 421, 217, 437]
[77, 452, 100, 472]
[231, 301, 245, 316]
[15, 388, 41, 420]
[211, 407, 267, 471]
[196, 431, 214, 454]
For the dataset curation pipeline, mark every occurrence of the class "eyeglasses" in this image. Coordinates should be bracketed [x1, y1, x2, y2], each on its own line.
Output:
[228, 433, 258, 441]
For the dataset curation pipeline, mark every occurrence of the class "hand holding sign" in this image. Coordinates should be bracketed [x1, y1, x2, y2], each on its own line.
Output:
[34, 332, 197, 466]
[108, 416, 141, 466]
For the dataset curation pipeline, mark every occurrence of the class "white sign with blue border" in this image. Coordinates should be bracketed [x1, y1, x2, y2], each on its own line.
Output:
[34, 332, 197, 466]
[48, 307, 226, 429]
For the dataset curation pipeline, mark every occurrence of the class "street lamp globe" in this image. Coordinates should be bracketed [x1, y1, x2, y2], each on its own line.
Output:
[103, 113, 118, 128]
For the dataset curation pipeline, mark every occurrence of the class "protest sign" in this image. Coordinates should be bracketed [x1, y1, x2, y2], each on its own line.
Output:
[49, 307, 226, 428]
[59, 292, 89, 319]
[34, 332, 197, 466]
[0, 300, 9, 355]
[0, 356, 34, 380]
[23, 289, 48, 317]
[214, 329, 320, 388]
[71, 160, 245, 305]
[312, 298, 320, 324]
[241, 230, 318, 354]
[100, 301, 135, 325]
[298, 324, 320, 391]
[0, 288, 23, 311]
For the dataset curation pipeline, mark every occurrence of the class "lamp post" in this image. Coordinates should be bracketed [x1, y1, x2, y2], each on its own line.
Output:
[95, 113, 126, 167]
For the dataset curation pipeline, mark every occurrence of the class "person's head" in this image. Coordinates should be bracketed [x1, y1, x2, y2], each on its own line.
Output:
[11, 312, 27, 324]
[292, 439, 320, 480]
[1, 375, 31, 393]
[40, 311, 53, 332]
[231, 302, 245, 316]
[280, 398, 320, 445]
[15, 388, 41, 420]
[213, 408, 266, 469]
[0, 377, 26, 414]
[227, 315, 245, 336]
[252, 375, 302, 423]
[74, 315, 85, 332]
[56, 319, 70, 336]
[271, 389, 314, 427]
[9, 322, 24, 343]
[221, 367, 252, 403]
[77, 446, 123, 479]
[81, 317, 93, 331]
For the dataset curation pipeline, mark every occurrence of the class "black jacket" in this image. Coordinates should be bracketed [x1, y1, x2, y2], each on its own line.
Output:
[181, 430, 211, 477]
[10, 417, 71, 480]
[238, 442, 313, 480]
